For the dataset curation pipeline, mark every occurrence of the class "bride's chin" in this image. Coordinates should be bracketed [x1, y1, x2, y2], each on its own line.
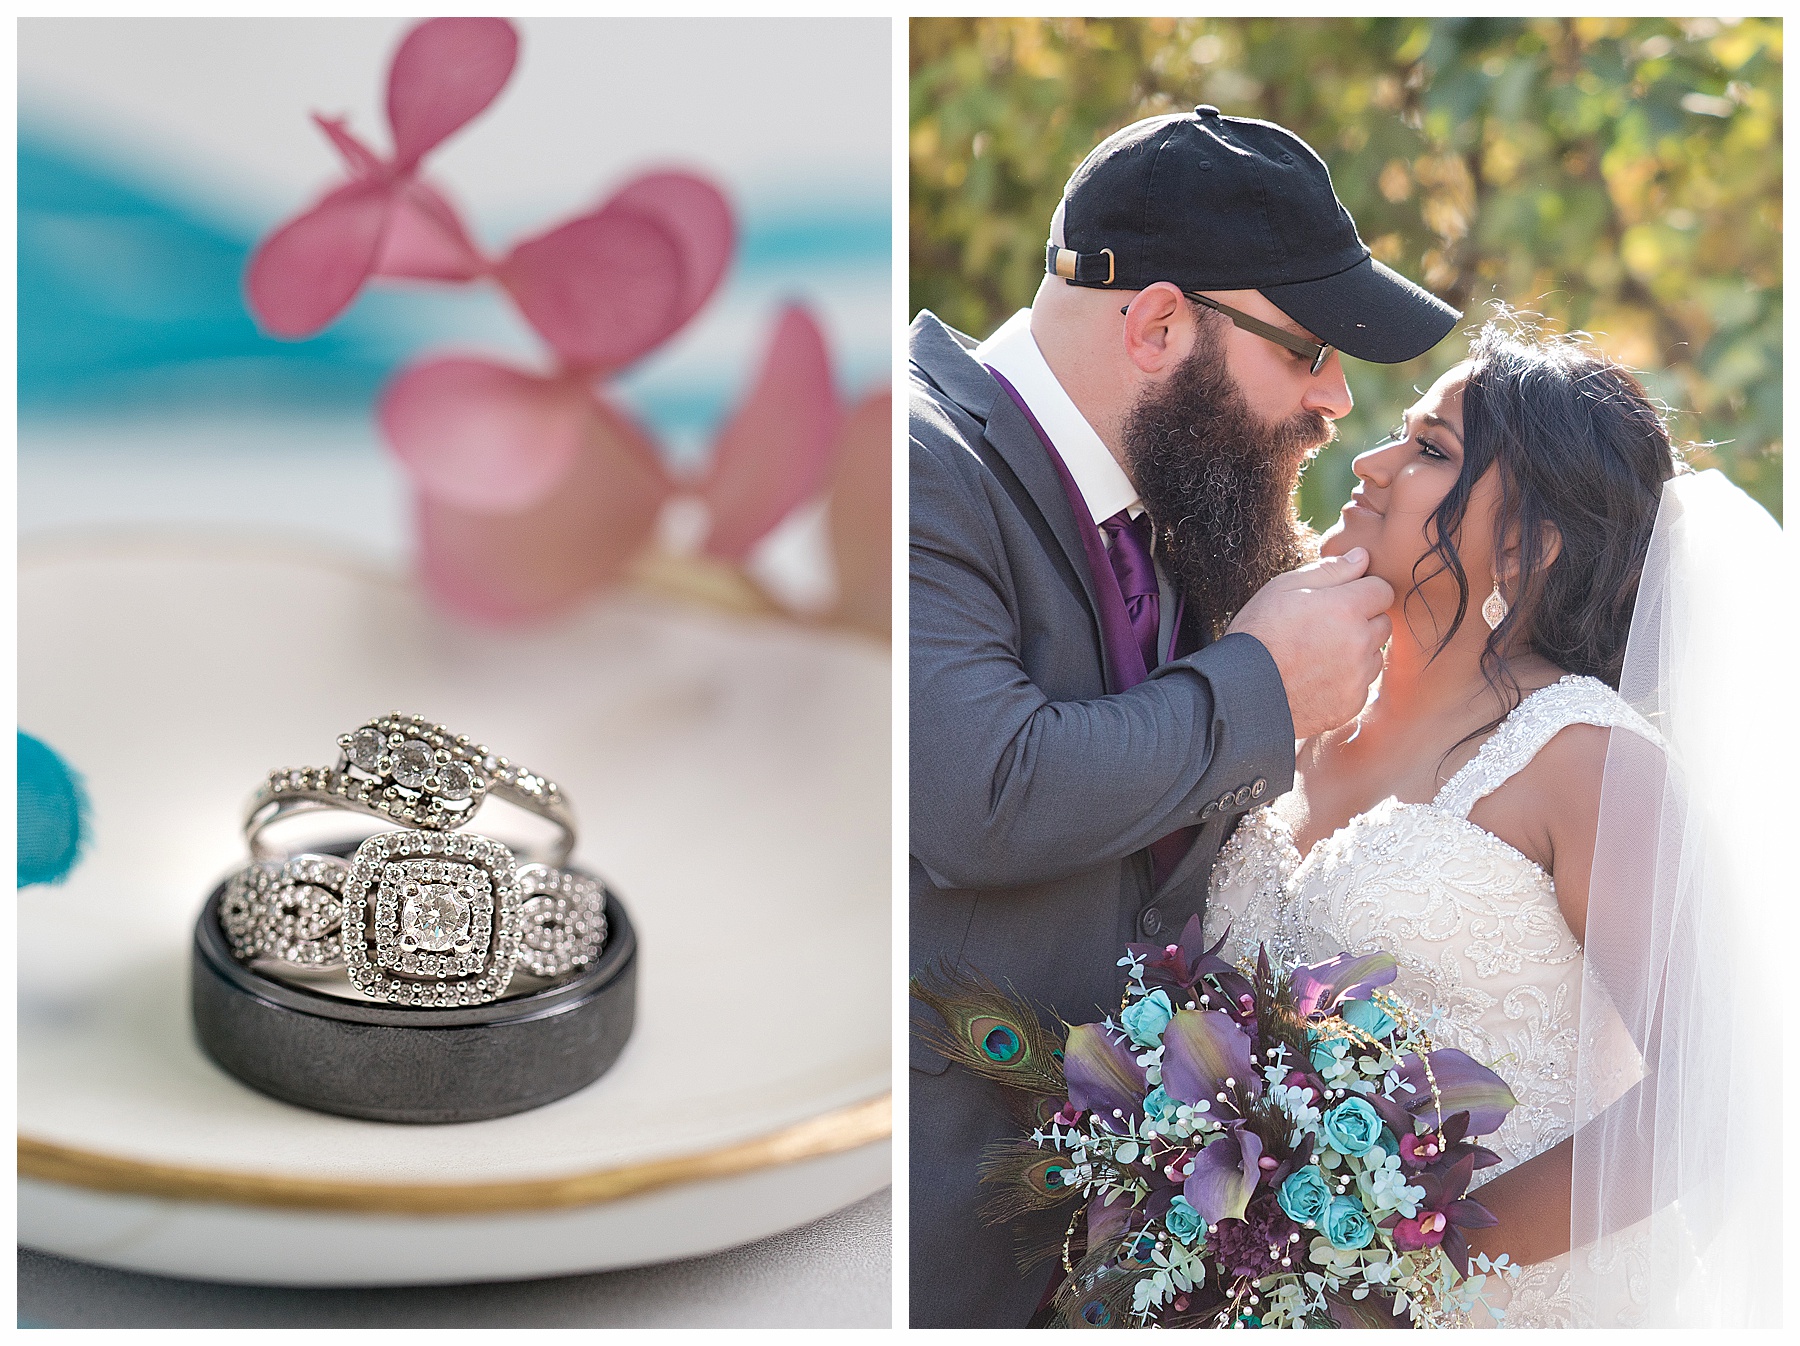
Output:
[1319, 522, 1352, 559]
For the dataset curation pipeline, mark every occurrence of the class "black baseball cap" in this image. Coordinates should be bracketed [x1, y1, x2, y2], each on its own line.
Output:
[1047, 106, 1459, 364]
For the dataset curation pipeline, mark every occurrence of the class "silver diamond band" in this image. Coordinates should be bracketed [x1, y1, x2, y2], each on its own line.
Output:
[516, 863, 612, 979]
[244, 713, 577, 865]
[221, 835, 609, 1006]
[221, 853, 348, 970]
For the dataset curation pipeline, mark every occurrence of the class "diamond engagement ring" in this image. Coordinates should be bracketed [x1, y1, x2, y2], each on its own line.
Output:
[244, 712, 577, 865]
[221, 837, 609, 1006]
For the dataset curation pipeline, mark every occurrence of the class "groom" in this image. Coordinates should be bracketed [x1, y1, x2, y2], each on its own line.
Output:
[910, 106, 1459, 1327]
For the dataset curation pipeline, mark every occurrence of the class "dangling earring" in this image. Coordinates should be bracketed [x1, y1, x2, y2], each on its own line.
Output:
[1481, 580, 1509, 631]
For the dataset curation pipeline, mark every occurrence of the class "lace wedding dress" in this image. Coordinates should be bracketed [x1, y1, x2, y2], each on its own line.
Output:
[1204, 675, 1664, 1328]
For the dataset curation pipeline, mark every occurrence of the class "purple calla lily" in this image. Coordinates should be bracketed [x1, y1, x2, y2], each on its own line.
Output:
[1395, 1049, 1519, 1135]
[1289, 950, 1399, 1018]
[1183, 1127, 1264, 1226]
[1063, 1023, 1149, 1131]
[1160, 1009, 1259, 1115]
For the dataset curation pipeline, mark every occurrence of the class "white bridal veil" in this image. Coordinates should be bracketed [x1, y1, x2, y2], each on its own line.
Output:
[1571, 469, 1792, 1325]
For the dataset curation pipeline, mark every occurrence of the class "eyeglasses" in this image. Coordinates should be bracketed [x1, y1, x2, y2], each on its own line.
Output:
[1120, 291, 1333, 375]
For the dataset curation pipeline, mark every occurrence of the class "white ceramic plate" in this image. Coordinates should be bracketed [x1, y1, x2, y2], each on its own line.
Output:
[18, 537, 891, 1285]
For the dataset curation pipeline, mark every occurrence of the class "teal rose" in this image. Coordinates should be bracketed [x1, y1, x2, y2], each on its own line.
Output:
[1276, 1165, 1333, 1227]
[1323, 1096, 1383, 1156]
[1143, 1085, 1178, 1122]
[1165, 1194, 1204, 1245]
[1339, 997, 1397, 1041]
[1121, 988, 1174, 1049]
[1324, 1194, 1376, 1250]
[1310, 1038, 1346, 1073]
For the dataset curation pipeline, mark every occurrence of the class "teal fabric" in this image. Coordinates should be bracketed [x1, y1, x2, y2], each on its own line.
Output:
[18, 130, 405, 414]
[18, 731, 89, 887]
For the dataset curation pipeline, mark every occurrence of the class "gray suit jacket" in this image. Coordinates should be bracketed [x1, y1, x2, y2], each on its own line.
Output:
[908, 310, 1296, 1326]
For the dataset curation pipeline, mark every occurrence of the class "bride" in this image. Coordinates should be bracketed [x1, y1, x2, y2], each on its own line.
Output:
[1204, 319, 1784, 1327]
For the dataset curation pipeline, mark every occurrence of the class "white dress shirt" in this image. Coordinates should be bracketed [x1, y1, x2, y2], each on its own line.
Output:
[974, 307, 1180, 663]
[974, 308, 1139, 526]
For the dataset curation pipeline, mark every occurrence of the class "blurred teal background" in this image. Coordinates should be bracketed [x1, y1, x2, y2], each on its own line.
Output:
[19, 130, 402, 414]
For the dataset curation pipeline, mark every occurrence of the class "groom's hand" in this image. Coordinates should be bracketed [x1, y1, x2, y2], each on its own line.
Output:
[1226, 548, 1394, 740]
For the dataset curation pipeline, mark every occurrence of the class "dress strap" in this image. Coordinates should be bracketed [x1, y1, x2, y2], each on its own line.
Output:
[1432, 675, 1667, 820]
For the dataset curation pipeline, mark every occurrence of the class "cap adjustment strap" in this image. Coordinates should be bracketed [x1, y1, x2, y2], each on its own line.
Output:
[1046, 242, 1115, 286]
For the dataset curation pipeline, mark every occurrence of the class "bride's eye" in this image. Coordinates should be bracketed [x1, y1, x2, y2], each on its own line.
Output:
[1417, 437, 1449, 461]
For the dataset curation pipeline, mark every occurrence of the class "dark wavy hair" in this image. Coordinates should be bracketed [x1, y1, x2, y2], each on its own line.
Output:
[1412, 316, 1681, 707]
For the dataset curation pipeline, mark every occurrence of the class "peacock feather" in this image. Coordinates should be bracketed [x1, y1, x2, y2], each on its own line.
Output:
[1050, 1243, 1143, 1330]
[976, 1140, 1085, 1225]
[910, 961, 1067, 1097]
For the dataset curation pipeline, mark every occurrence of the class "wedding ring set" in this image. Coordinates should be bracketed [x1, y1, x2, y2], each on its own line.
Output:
[221, 714, 607, 1008]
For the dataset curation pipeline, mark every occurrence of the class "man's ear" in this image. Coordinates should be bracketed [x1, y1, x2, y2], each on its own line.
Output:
[1120, 282, 1195, 375]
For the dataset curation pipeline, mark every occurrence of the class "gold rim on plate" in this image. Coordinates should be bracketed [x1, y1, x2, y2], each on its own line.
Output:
[19, 1093, 890, 1215]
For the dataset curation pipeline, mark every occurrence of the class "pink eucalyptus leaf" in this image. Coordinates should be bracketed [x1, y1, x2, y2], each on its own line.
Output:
[312, 113, 383, 179]
[700, 304, 841, 562]
[380, 357, 589, 514]
[374, 179, 486, 280]
[386, 17, 518, 173]
[245, 177, 391, 338]
[497, 203, 687, 371]
[416, 396, 673, 623]
[826, 388, 893, 635]
[612, 171, 735, 326]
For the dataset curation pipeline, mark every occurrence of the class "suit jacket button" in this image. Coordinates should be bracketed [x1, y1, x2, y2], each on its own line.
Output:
[1200, 802, 1216, 821]
[1251, 778, 1267, 798]
[1217, 791, 1235, 812]
[1234, 785, 1252, 806]
[1139, 907, 1163, 936]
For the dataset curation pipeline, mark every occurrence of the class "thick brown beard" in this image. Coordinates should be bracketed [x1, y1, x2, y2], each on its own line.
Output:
[1122, 322, 1327, 643]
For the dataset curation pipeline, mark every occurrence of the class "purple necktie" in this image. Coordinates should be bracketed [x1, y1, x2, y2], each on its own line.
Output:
[1099, 512, 1195, 883]
[1099, 510, 1160, 674]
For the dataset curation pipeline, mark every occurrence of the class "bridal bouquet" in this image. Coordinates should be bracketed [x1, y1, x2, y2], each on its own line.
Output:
[913, 918, 1525, 1327]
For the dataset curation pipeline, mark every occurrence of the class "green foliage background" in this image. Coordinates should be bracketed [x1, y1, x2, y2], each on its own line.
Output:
[911, 17, 1782, 524]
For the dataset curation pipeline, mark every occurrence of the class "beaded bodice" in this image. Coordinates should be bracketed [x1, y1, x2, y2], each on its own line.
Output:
[1204, 676, 1663, 1326]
